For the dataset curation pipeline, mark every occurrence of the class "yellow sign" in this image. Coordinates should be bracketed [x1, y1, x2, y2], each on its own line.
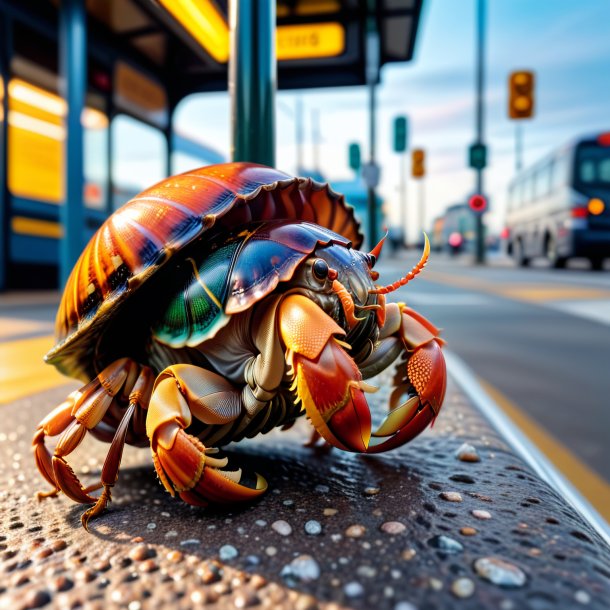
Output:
[277, 22, 345, 60]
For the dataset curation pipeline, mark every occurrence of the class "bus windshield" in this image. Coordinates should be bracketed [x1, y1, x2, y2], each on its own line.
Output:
[576, 144, 610, 186]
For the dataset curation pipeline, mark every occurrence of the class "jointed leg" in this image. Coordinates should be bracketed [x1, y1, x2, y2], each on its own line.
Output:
[147, 365, 267, 507]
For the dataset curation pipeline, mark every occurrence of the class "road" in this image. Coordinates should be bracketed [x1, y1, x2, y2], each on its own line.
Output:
[381, 249, 610, 517]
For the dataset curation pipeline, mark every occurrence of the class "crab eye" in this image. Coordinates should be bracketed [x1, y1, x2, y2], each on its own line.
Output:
[312, 258, 329, 281]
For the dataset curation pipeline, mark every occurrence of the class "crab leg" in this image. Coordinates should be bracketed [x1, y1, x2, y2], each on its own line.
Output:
[32, 359, 153, 522]
[146, 365, 268, 507]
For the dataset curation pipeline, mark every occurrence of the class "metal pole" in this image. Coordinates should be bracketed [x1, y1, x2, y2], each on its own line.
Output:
[418, 179, 425, 240]
[0, 14, 11, 291]
[515, 122, 523, 173]
[366, 1, 379, 249]
[474, 0, 486, 264]
[59, 0, 87, 288]
[229, 0, 276, 166]
[399, 152, 407, 247]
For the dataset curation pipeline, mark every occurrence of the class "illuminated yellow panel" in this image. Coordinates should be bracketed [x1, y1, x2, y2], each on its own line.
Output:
[159, 0, 229, 63]
[8, 120, 64, 203]
[588, 198, 605, 215]
[277, 23, 345, 60]
[11, 216, 63, 239]
[295, 1, 340, 16]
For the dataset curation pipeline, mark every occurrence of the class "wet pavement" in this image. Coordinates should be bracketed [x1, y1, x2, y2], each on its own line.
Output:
[1, 373, 610, 609]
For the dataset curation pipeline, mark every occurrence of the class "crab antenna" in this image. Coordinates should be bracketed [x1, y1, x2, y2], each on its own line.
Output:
[369, 233, 430, 295]
[369, 230, 388, 261]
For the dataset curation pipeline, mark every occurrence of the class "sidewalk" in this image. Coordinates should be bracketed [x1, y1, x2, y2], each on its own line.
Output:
[1, 367, 609, 609]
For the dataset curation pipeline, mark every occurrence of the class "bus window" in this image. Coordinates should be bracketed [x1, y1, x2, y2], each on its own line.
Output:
[111, 114, 167, 209]
[551, 152, 570, 190]
[534, 163, 551, 199]
[577, 145, 610, 186]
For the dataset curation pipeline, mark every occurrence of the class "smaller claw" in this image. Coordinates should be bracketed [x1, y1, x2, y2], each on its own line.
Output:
[371, 396, 420, 437]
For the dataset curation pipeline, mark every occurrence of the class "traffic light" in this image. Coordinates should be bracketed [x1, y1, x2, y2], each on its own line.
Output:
[348, 142, 361, 171]
[393, 116, 408, 152]
[469, 193, 487, 213]
[412, 148, 425, 178]
[508, 70, 535, 119]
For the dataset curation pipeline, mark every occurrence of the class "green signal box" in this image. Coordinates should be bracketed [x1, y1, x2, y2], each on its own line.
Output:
[349, 142, 361, 171]
[469, 143, 487, 170]
[393, 116, 408, 152]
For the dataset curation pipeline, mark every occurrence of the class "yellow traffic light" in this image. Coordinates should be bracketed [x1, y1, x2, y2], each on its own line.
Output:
[509, 70, 535, 119]
[412, 148, 425, 178]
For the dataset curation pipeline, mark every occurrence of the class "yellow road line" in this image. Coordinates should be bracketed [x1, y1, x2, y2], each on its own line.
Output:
[479, 379, 610, 522]
[0, 334, 70, 404]
[424, 269, 610, 303]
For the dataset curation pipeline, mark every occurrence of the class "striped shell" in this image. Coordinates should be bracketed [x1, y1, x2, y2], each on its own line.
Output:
[46, 163, 362, 381]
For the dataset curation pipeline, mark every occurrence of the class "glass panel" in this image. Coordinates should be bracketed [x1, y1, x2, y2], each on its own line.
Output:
[111, 114, 167, 210]
[577, 145, 610, 186]
[83, 107, 109, 210]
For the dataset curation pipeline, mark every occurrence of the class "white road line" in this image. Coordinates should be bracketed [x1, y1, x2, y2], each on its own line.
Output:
[405, 293, 493, 306]
[544, 300, 610, 327]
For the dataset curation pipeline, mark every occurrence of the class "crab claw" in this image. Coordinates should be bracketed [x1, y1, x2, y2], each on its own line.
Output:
[280, 294, 372, 452]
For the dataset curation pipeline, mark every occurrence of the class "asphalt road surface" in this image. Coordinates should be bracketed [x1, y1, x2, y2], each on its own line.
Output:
[381, 249, 610, 508]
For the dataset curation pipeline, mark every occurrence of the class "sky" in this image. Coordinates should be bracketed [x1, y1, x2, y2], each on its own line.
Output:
[174, 0, 610, 241]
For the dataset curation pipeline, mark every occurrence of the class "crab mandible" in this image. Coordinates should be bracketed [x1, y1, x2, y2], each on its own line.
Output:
[32, 163, 446, 529]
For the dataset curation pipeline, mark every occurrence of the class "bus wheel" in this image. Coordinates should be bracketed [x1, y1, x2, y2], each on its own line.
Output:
[546, 236, 566, 269]
[514, 239, 530, 267]
[590, 257, 605, 271]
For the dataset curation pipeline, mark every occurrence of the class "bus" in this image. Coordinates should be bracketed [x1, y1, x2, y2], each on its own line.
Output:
[440, 203, 476, 254]
[505, 133, 610, 270]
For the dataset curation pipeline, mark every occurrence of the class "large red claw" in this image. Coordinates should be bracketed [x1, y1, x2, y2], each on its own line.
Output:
[294, 339, 372, 453]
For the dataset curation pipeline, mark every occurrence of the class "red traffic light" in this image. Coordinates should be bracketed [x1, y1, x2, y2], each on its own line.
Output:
[469, 194, 487, 213]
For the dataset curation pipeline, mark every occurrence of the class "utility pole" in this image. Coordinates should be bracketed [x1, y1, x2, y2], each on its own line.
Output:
[365, 0, 380, 248]
[474, 0, 486, 265]
[229, 0, 276, 166]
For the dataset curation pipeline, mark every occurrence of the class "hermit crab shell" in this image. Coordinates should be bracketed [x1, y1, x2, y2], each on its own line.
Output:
[46, 162, 363, 382]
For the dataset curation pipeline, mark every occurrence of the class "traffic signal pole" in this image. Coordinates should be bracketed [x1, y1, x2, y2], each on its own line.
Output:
[229, 0, 276, 166]
[474, 0, 486, 264]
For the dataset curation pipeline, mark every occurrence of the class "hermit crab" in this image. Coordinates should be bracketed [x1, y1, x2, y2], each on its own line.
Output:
[33, 163, 446, 529]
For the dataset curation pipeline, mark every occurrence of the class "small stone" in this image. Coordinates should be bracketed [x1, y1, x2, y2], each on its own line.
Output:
[460, 527, 477, 536]
[129, 544, 155, 561]
[428, 535, 464, 554]
[345, 524, 366, 538]
[180, 538, 200, 546]
[272, 520, 292, 536]
[281, 555, 321, 585]
[35, 548, 53, 560]
[295, 594, 319, 610]
[344, 581, 364, 597]
[75, 567, 96, 582]
[574, 590, 591, 604]
[167, 550, 183, 563]
[22, 590, 51, 609]
[472, 509, 492, 520]
[364, 487, 380, 496]
[219, 545, 239, 561]
[381, 521, 406, 535]
[323, 508, 338, 516]
[255, 519, 267, 527]
[474, 557, 527, 588]
[315, 484, 330, 493]
[52, 575, 73, 592]
[139, 559, 158, 573]
[394, 603, 418, 610]
[455, 443, 481, 462]
[146, 522, 156, 529]
[265, 546, 277, 556]
[429, 578, 443, 591]
[51, 539, 67, 551]
[250, 574, 267, 589]
[440, 491, 463, 502]
[199, 562, 222, 584]
[451, 577, 475, 598]
[356, 565, 377, 578]
[402, 549, 417, 561]
[304, 520, 322, 535]
[234, 590, 259, 608]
